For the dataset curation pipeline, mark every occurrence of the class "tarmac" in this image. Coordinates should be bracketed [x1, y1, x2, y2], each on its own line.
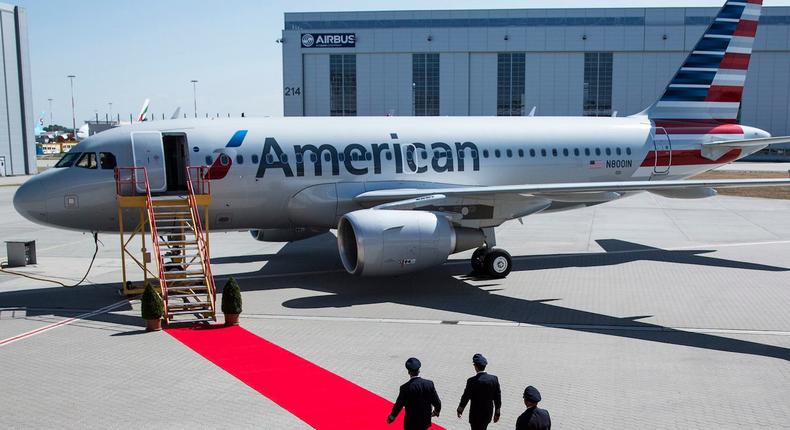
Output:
[2, 176, 790, 429]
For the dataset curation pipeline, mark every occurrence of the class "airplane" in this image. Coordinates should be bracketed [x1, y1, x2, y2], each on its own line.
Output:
[13, 0, 790, 279]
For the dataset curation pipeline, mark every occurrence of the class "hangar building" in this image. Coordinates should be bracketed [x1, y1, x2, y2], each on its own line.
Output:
[0, 2, 34, 175]
[281, 6, 790, 159]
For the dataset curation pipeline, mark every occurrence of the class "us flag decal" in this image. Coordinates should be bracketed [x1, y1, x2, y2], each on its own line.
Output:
[589, 160, 603, 169]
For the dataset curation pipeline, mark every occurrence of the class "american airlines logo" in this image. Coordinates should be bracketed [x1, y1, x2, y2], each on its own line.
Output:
[300, 33, 356, 48]
[256, 137, 480, 178]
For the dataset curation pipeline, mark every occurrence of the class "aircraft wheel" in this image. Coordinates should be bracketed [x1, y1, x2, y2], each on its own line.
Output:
[484, 249, 512, 278]
[470, 246, 488, 274]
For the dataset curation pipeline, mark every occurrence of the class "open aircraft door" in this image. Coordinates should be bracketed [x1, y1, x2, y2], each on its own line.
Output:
[651, 127, 671, 176]
[131, 131, 167, 193]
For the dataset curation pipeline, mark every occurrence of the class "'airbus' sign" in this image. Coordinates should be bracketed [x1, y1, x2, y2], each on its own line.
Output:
[301, 33, 356, 48]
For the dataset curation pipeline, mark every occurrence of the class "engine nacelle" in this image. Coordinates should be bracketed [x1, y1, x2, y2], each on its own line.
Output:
[337, 209, 485, 276]
[250, 227, 328, 242]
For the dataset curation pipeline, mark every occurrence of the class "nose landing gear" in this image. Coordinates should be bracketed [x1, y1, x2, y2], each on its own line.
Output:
[470, 246, 512, 278]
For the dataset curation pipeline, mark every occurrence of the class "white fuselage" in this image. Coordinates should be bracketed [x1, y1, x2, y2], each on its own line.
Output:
[13, 115, 766, 232]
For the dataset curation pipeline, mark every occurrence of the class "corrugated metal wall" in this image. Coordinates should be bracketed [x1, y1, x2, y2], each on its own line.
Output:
[0, 4, 34, 176]
[286, 7, 790, 139]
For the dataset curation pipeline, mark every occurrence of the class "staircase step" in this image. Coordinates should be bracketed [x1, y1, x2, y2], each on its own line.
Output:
[165, 279, 208, 286]
[168, 309, 214, 316]
[166, 285, 209, 291]
[156, 226, 195, 231]
[155, 218, 192, 223]
[167, 293, 208, 299]
[158, 240, 197, 246]
[166, 316, 214, 324]
[164, 263, 202, 269]
[154, 211, 192, 216]
[163, 269, 204, 276]
[168, 301, 211, 308]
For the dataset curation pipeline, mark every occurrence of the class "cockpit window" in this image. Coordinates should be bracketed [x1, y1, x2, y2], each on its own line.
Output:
[99, 152, 117, 170]
[54, 152, 81, 168]
[76, 152, 98, 169]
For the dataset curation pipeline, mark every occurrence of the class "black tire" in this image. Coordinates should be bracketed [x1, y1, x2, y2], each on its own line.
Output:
[484, 249, 512, 278]
[471, 247, 488, 274]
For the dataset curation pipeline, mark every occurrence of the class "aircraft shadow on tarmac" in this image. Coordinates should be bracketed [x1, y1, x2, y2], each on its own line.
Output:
[0, 233, 788, 360]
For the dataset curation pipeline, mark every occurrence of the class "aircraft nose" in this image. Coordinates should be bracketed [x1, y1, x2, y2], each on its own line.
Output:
[13, 176, 48, 225]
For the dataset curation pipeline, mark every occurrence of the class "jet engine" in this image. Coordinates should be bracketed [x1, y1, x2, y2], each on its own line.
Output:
[250, 227, 328, 242]
[337, 209, 485, 276]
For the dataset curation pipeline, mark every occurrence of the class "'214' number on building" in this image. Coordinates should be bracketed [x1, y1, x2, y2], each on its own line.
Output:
[284, 87, 301, 96]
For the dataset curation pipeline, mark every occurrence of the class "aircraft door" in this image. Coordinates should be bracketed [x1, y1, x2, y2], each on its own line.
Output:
[131, 131, 166, 193]
[652, 127, 671, 175]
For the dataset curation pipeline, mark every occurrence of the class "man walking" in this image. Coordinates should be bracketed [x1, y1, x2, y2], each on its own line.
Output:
[387, 357, 442, 430]
[515, 386, 551, 430]
[456, 353, 502, 430]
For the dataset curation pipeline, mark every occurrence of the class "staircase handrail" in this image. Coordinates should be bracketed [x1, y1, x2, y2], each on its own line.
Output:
[113, 166, 169, 316]
[185, 165, 216, 314]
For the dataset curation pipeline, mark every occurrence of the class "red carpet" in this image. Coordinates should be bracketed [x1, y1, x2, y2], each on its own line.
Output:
[167, 325, 444, 430]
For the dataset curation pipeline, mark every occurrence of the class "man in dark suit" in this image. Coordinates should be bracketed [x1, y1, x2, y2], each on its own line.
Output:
[515, 386, 551, 430]
[387, 357, 442, 430]
[456, 353, 502, 430]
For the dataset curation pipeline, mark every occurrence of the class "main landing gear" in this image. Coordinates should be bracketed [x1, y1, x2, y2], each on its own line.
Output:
[471, 246, 512, 278]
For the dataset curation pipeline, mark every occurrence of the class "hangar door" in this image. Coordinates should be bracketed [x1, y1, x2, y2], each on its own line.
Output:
[131, 131, 167, 193]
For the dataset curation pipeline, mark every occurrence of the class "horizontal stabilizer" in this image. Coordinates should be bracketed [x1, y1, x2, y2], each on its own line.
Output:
[705, 135, 790, 147]
[702, 135, 790, 160]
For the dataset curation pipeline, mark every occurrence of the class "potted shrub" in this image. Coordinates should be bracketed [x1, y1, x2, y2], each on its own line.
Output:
[141, 281, 165, 331]
[221, 277, 242, 326]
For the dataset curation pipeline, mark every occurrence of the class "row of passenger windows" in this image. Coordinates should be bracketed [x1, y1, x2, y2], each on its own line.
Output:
[55, 152, 117, 170]
[209, 146, 633, 165]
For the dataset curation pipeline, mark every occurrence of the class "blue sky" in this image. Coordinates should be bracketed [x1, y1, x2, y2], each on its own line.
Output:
[13, 0, 790, 125]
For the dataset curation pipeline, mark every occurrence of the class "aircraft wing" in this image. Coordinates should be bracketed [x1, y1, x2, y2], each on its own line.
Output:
[354, 178, 790, 204]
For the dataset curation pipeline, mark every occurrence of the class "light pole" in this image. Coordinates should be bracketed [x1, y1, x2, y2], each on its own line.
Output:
[190, 80, 198, 118]
[108, 102, 112, 123]
[47, 98, 53, 125]
[67, 75, 76, 140]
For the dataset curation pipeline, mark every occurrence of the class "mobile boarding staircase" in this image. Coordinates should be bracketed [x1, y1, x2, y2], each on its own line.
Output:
[114, 166, 217, 324]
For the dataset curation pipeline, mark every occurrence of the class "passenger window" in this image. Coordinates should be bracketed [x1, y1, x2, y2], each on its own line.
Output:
[605, 148, 612, 156]
[595, 148, 601, 156]
[76, 152, 98, 169]
[518, 149, 524, 157]
[236, 155, 244, 164]
[529, 149, 536, 157]
[506, 149, 513, 158]
[616, 148, 622, 156]
[562, 148, 569, 156]
[252, 154, 260, 164]
[421, 151, 428, 160]
[541, 149, 547, 157]
[55, 152, 81, 168]
[365, 152, 372, 161]
[99, 152, 117, 169]
[585, 148, 591, 156]
[339, 153, 345, 162]
[574, 148, 580, 156]
[385, 152, 393, 161]
[205, 155, 213, 165]
[626, 148, 632, 155]
[324, 153, 331, 162]
[551, 148, 558, 157]
[266, 154, 273, 163]
[494, 149, 501, 158]
[483, 150, 490, 158]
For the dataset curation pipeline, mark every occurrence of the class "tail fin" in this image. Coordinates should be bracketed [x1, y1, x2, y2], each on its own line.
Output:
[640, 0, 763, 124]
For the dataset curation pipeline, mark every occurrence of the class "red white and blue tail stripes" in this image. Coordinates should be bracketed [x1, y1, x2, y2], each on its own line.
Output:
[644, 0, 763, 124]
